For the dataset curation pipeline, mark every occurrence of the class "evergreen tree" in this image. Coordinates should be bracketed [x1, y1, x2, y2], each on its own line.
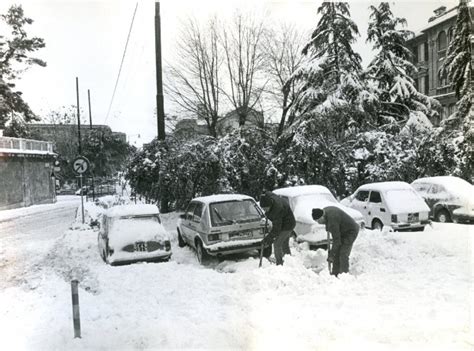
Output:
[0, 5, 46, 134]
[290, 2, 363, 118]
[442, 0, 472, 128]
[366, 2, 440, 129]
[441, 0, 473, 180]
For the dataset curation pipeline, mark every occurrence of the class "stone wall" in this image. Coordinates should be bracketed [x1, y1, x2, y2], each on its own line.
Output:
[0, 154, 56, 210]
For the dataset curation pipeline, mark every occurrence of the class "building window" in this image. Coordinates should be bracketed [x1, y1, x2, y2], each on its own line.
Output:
[438, 70, 447, 87]
[448, 27, 455, 43]
[448, 104, 456, 117]
[424, 42, 429, 61]
[438, 31, 447, 58]
[424, 74, 429, 94]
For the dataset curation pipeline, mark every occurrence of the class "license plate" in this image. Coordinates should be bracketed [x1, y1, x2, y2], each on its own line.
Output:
[229, 231, 252, 240]
[135, 242, 147, 252]
[407, 213, 419, 223]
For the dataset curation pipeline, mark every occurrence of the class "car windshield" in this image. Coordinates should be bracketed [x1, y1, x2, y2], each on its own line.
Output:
[210, 199, 262, 226]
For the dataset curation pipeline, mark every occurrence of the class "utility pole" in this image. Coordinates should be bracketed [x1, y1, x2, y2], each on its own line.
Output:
[155, 1, 165, 140]
[76, 77, 82, 155]
[88, 89, 93, 129]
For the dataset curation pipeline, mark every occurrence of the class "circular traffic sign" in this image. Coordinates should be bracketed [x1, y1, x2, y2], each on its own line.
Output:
[73, 156, 90, 174]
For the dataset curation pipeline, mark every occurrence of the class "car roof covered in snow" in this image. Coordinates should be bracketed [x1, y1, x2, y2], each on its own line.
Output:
[412, 176, 473, 192]
[192, 194, 254, 205]
[357, 181, 413, 192]
[273, 185, 332, 197]
[106, 204, 160, 217]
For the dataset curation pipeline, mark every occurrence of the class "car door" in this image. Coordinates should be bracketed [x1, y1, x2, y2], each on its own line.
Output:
[367, 190, 388, 225]
[190, 202, 205, 241]
[351, 190, 370, 223]
[181, 202, 198, 244]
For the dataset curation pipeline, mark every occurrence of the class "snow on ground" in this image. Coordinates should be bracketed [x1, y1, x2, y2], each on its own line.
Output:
[0, 195, 80, 222]
[0, 200, 473, 350]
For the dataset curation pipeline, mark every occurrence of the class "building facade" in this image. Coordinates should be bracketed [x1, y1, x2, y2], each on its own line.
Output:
[0, 137, 57, 210]
[173, 107, 266, 140]
[407, 4, 473, 126]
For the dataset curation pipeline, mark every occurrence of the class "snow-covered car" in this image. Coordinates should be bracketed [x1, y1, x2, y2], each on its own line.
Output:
[97, 204, 171, 265]
[342, 182, 430, 231]
[411, 176, 474, 223]
[177, 194, 271, 265]
[273, 185, 364, 247]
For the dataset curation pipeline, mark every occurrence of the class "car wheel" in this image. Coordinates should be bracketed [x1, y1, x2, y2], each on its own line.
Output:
[435, 209, 451, 223]
[177, 229, 186, 248]
[195, 240, 211, 265]
[372, 219, 383, 231]
[261, 245, 272, 258]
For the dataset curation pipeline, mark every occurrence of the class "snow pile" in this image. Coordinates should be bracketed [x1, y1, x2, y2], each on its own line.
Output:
[0, 204, 472, 350]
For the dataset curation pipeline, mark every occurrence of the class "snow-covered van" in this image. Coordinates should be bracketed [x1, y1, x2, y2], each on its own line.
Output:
[342, 182, 430, 231]
[177, 194, 270, 265]
[411, 176, 474, 223]
[273, 185, 364, 247]
[97, 204, 171, 265]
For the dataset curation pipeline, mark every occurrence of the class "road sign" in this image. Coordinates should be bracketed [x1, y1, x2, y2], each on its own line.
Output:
[73, 156, 90, 175]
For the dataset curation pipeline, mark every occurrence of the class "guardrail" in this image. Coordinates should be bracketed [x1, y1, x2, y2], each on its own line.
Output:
[0, 136, 54, 153]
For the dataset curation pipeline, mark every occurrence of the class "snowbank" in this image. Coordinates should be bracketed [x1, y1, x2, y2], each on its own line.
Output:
[0, 206, 472, 350]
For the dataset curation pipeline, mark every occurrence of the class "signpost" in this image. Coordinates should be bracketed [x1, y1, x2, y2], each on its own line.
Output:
[73, 156, 90, 224]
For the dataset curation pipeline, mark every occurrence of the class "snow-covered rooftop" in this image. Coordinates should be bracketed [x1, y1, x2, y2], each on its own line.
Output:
[357, 181, 413, 192]
[106, 204, 160, 217]
[273, 185, 331, 197]
[192, 194, 254, 204]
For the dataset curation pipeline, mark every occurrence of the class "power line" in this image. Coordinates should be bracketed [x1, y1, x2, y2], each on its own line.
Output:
[104, 2, 138, 123]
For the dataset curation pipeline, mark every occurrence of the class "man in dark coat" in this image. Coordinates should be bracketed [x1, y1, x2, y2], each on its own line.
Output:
[312, 206, 359, 276]
[260, 191, 296, 265]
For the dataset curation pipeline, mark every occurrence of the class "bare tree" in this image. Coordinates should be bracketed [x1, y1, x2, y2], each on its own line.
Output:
[221, 12, 267, 127]
[263, 24, 305, 136]
[165, 17, 222, 138]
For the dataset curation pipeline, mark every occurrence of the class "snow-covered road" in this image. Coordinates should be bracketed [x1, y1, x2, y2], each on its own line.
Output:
[0, 199, 473, 350]
[0, 196, 80, 289]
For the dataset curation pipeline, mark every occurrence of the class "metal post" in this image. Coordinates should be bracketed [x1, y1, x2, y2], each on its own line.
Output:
[71, 280, 81, 338]
[79, 175, 84, 224]
[87, 89, 92, 129]
[155, 1, 165, 140]
[76, 77, 82, 155]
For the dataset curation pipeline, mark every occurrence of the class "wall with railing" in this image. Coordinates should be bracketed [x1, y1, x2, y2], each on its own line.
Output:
[0, 136, 54, 154]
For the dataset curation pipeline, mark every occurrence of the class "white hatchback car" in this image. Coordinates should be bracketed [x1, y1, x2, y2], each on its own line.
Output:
[97, 204, 172, 265]
[273, 185, 364, 247]
[411, 176, 474, 223]
[342, 181, 430, 231]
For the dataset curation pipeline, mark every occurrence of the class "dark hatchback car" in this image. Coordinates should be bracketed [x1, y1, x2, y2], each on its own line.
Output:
[177, 194, 271, 265]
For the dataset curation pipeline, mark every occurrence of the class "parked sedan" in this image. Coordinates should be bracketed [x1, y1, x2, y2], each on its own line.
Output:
[342, 182, 430, 231]
[272, 185, 364, 247]
[97, 204, 171, 265]
[177, 194, 271, 265]
[411, 176, 474, 223]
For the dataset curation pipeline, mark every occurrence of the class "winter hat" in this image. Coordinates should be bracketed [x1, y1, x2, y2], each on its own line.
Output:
[312, 208, 324, 220]
[259, 193, 273, 208]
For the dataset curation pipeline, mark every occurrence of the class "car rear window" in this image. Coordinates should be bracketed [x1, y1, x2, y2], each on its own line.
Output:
[118, 214, 161, 224]
[210, 199, 263, 227]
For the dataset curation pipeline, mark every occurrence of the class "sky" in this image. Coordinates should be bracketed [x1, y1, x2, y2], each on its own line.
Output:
[0, 0, 460, 146]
